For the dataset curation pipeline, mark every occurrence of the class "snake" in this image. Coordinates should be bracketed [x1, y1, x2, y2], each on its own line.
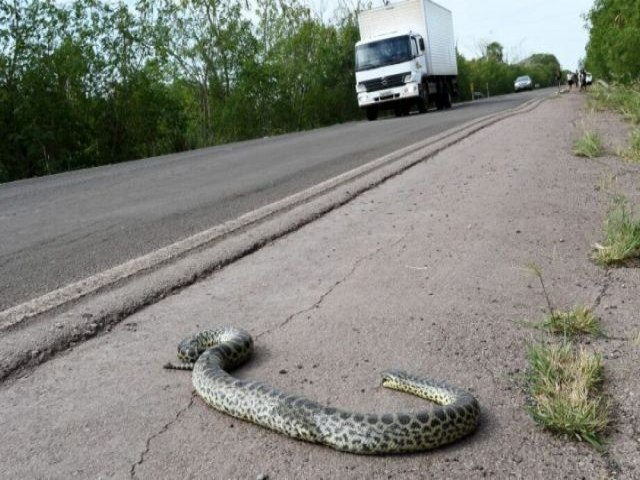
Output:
[164, 326, 480, 454]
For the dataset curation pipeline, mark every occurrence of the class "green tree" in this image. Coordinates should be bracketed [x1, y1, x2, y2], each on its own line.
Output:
[520, 53, 560, 87]
[585, 0, 640, 82]
[484, 41, 504, 63]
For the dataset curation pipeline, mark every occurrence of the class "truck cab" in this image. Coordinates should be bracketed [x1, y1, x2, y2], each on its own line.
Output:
[356, 32, 429, 120]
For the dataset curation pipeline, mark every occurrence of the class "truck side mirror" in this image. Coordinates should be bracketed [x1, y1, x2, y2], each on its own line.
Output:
[419, 38, 425, 51]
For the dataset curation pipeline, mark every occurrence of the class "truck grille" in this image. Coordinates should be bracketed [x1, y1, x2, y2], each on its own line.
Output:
[361, 72, 409, 92]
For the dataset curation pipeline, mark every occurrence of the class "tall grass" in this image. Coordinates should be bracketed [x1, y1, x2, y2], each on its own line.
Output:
[573, 131, 603, 158]
[541, 306, 603, 338]
[621, 129, 640, 163]
[589, 83, 640, 124]
[526, 343, 610, 448]
[524, 265, 610, 447]
[594, 201, 640, 265]
[589, 84, 640, 163]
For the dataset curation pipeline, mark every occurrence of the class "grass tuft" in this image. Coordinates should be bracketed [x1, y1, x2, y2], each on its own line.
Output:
[573, 131, 603, 158]
[588, 83, 640, 124]
[593, 201, 640, 265]
[541, 306, 603, 337]
[526, 342, 610, 448]
[621, 129, 640, 163]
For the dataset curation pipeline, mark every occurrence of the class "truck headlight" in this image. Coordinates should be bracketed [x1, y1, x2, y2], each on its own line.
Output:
[404, 74, 413, 83]
[356, 83, 366, 93]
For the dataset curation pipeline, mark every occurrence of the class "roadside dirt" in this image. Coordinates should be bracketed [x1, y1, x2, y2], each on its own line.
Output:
[0, 93, 638, 479]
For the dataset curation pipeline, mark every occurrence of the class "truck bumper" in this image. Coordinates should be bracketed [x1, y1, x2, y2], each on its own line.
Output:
[357, 82, 420, 108]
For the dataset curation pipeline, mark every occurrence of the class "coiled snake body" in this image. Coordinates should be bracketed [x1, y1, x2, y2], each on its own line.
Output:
[165, 326, 480, 454]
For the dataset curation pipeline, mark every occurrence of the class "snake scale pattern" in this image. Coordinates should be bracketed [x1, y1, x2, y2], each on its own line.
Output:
[165, 326, 480, 454]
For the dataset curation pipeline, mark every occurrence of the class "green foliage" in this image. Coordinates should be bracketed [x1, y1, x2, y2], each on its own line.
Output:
[526, 342, 609, 448]
[593, 200, 640, 265]
[622, 129, 640, 163]
[585, 0, 640, 82]
[484, 41, 504, 63]
[0, 0, 363, 182]
[540, 306, 603, 338]
[588, 83, 640, 123]
[520, 53, 561, 89]
[573, 130, 603, 158]
[456, 43, 559, 99]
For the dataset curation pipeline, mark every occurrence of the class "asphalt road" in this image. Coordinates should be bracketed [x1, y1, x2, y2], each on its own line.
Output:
[0, 89, 550, 310]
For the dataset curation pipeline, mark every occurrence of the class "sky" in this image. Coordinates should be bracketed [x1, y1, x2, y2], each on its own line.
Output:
[311, 0, 596, 70]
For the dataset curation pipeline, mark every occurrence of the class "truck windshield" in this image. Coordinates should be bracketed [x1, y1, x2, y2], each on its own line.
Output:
[355, 36, 412, 72]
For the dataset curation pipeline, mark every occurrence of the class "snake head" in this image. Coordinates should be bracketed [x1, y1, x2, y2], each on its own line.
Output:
[380, 369, 411, 385]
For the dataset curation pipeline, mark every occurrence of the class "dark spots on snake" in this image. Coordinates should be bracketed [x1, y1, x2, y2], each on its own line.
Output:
[353, 414, 364, 422]
[381, 414, 394, 425]
[417, 412, 430, 424]
[435, 409, 447, 422]
[366, 415, 378, 424]
[217, 344, 233, 358]
[398, 414, 411, 425]
[323, 407, 337, 415]
[410, 421, 421, 431]
[340, 412, 351, 420]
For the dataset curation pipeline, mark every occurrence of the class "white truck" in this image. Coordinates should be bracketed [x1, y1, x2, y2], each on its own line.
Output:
[355, 0, 458, 120]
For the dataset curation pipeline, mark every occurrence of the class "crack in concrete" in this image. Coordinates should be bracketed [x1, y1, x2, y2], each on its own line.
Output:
[592, 268, 613, 310]
[590, 268, 635, 341]
[129, 394, 195, 479]
[257, 233, 410, 339]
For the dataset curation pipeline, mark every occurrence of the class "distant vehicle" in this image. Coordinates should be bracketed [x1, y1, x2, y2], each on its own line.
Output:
[355, 0, 458, 120]
[514, 75, 533, 92]
[585, 72, 593, 85]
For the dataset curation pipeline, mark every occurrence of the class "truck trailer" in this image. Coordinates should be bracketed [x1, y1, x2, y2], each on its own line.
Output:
[355, 0, 458, 120]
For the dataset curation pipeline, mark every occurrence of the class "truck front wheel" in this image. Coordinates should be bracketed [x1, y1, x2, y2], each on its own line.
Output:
[366, 106, 378, 121]
[436, 81, 451, 110]
[417, 97, 427, 113]
[443, 89, 452, 109]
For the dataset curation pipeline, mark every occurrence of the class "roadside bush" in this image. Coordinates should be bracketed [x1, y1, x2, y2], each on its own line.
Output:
[622, 129, 640, 163]
[526, 342, 609, 448]
[594, 201, 640, 265]
[573, 131, 603, 158]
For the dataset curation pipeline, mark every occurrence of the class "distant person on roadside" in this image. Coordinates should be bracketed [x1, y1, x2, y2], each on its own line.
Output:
[567, 72, 574, 91]
[580, 69, 587, 91]
[572, 71, 579, 92]
[555, 68, 562, 92]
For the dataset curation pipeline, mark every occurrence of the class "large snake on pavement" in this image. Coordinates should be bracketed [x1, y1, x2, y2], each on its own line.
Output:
[164, 326, 480, 454]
